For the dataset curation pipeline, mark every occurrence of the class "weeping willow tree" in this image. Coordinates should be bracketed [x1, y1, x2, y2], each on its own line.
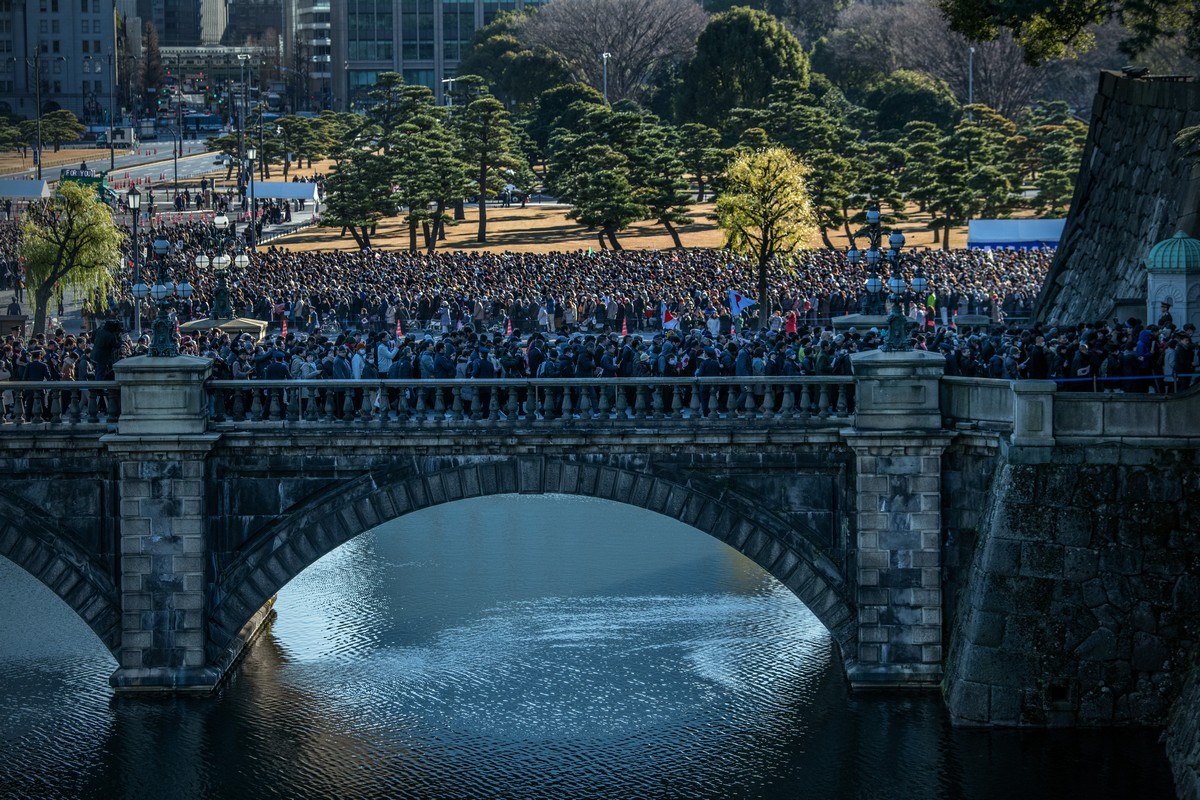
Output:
[717, 146, 816, 328]
[19, 180, 124, 335]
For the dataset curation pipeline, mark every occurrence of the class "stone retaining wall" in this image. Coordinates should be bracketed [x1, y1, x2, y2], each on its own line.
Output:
[1037, 71, 1200, 324]
[945, 444, 1200, 726]
[1165, 653, 1200, 799]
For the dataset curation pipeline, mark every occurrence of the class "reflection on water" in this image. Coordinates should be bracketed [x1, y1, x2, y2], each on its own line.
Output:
[0, 494, 1177, 800]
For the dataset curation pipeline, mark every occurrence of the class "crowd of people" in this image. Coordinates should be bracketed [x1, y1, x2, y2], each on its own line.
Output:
[0, 211, 1196, 422]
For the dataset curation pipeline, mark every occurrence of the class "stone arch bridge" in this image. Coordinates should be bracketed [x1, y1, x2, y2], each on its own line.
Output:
[2, 351, 1198, 730]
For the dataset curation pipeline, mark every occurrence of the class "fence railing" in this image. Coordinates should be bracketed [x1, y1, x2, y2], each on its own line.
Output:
[205, 376, 857, 426]
[0, 381, 120, 426]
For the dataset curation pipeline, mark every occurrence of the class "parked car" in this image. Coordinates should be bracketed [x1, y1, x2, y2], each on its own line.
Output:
[213, 154, 233, 165]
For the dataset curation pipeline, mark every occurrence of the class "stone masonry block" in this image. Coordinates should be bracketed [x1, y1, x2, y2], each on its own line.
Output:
[859, 569, 880, 586]
[860, 626, 890, 643]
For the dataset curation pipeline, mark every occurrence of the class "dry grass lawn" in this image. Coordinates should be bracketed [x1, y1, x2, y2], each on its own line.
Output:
[0, 147, 116, 175]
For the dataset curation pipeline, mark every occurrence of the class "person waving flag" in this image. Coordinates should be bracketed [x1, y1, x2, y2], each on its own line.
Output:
[729, 289, 756, 317]
[662, 303, 679, 331]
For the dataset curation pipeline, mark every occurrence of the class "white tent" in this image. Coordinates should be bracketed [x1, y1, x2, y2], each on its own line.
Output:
[248, 182, 320, 202]
[967, 219, 1065, 249]
[0, 180, 50, 200]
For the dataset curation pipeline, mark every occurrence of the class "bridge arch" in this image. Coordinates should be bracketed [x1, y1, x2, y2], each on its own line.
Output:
[0, 493, 121, 654]
[208, 456, 856, 670]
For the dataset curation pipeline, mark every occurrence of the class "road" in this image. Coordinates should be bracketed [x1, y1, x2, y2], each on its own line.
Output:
[0, 141, 210, 181]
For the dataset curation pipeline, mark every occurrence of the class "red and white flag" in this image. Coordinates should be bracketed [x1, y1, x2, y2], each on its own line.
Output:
[281, 318, 288, 339]
[396, 319, 403, 339]
[661, 303, 679, 331]
[728, 289, 756, 317]
[621, 317, 628, 337]
[506, 317, 513, 338]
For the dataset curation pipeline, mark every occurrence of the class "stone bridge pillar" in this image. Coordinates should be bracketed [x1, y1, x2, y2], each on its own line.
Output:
[102, 355, 230, 692]
[845, 349, 951, 688]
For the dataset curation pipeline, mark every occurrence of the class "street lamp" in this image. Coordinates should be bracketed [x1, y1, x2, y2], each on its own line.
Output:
[147, 233, 191, 357]
[128, 186, 146, 339]
[601, 53, 611, 105]
[441, 77, 456, 107]
[848, 202, 901, 316]
[199, 211, 240, 319]
[881, 247, 928, 353]
[245, 145, 257, 250]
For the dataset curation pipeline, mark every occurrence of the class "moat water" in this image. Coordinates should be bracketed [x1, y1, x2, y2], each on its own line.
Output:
[0, 495, 1177, 799]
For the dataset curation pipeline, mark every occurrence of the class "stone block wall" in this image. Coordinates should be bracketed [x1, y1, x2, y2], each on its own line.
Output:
[1037, 71, 1200, 324]
[945, 445, 1200, 726]
[106, 435, 224, 691]
[1165, 653, 1200, 798]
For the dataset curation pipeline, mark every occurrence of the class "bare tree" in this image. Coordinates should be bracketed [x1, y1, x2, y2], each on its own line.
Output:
[519, 0, 708, 104]
[888, 1, 1047, 118]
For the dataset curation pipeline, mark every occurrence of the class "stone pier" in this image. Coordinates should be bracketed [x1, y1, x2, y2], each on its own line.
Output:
[844, 348, 950, 687]
[102, 355, 269, 692]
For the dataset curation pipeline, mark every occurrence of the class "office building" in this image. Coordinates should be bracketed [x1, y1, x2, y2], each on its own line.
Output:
[331, 0, 546, 108]
[0, 0, 119, 124]
[282, 0, 330, 110]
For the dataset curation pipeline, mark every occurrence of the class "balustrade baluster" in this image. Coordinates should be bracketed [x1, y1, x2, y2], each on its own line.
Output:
[414, 387, 427, 423]
[558, 384, 572, 421]
[323, 388, 335, 422]
[726, 386, 738, 418]
[652, 385, 665, 419]
[270, 390, 282, 422]
[743, 387, 757, 420]
[779, 384, 795, 418]
[434, 386, 447, 421]
[598, 386, 611, 419]
[615, 384, 628, 419]
[359, 388, 372, 422]
[634, 384, 649, 419]
[689, 384, 701, 421]
[250, 390, 263, 422]
[87, 391, 99, 423]
[287, 388, 300, 422]
[836, 383, 849, 415]
[818, 384, 831, 418]
[47, 390, 61, 424]
[505, 387, 519, 422]
[341, 388, 354, 422]
[32, 391, 44, 423]
[470, 387, 484, 421]
[233, 389, 247, 422]
[109, 389, 120, 423]
[67, 389, 81, 424]
[762, 385, 775, 419]
[303, 389, 317, 423]
[488, 388, 501, 421]
[671, 385, 684, 419]
[800, 384, 813, 418]
[451, 386, 465, 421]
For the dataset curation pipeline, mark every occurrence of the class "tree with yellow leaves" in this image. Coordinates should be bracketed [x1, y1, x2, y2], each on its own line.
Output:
[717, 146, 816, 328]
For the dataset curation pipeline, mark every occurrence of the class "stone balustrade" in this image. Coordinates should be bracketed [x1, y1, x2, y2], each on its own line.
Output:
[0, 381, 120, 426]
[205, 376, 857, 426]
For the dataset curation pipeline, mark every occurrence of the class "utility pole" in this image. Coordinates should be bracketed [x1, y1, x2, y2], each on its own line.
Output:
[108, 51, 116, 171]
[33, 56, 44, 181]
[967, 46, 975, 122]
[601, 52, 611, 105]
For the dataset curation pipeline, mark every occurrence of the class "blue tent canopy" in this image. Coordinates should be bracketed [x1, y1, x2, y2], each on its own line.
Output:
[967, 219, 1065, 250]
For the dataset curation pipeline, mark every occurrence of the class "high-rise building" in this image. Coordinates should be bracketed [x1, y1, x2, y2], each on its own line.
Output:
[0, 0, 119, 125]
[331, 0, 546, 109]
[136, 0, 202, 47]
[282, 0, 330, 110]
